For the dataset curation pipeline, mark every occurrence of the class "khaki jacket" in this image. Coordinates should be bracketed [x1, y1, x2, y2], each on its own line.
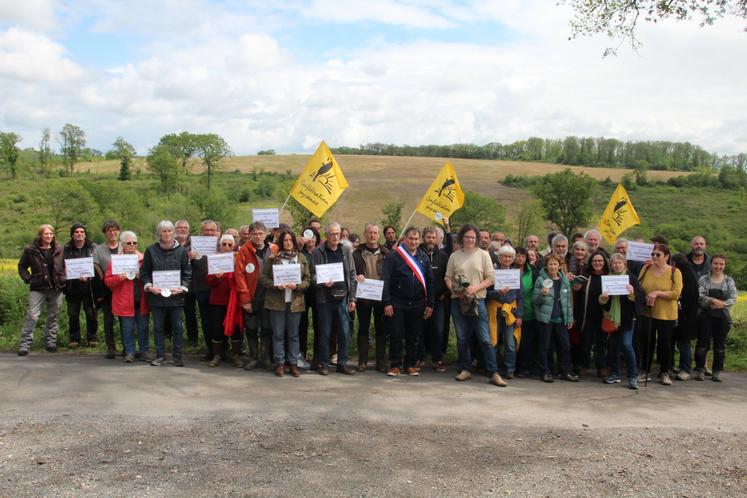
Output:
[260, 253, 310, 312]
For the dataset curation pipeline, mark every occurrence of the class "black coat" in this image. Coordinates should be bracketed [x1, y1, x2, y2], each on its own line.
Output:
[18, 239, 66, 291]
[63, 239, 97, 296]
[381, 247, 434, 309]
[674, 261, 700, 341]
[141, 241, 192, 308]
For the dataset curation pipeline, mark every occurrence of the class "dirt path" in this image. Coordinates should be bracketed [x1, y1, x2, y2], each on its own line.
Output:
[1, 354, 745, 497]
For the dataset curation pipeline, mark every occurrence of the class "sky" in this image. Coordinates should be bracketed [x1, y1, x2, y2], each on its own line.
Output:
[0, 0, 745, 156]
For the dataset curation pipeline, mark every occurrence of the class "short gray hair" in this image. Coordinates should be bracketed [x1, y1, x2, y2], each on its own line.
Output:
[120, 231, 137, 243]
[572, 240, 589, 253]
[156, 220, 175, 239]
[324, 222, 341, 235]
[609, 252, 627, 265]
[584, 229, 601, 240]
[551, 234, 568, 247]
[219, 234, 235, 245]
[498, 244, 516, 257]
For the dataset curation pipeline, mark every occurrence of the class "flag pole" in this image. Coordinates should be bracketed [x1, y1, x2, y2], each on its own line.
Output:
[398, 208, 418, 239]
[279, 192, 292, 213]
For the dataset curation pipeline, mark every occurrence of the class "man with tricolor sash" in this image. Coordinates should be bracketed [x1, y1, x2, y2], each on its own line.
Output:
[381, 227, 434, 377]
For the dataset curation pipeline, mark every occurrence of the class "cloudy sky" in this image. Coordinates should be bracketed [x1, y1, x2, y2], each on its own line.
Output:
[1, 0, 745, 156]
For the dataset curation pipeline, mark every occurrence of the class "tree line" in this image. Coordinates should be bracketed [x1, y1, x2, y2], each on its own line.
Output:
[333, 137, 747, 172]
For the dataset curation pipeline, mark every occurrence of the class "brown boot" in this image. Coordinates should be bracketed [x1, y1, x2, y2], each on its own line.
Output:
[290, 365, 301, 377]
[208, 341, 222, 367]
[230, 340, 244, 368]
[274, 363, 285, 377]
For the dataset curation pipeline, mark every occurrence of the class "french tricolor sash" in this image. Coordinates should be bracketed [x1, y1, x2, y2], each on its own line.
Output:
[396, 244, 427, 298]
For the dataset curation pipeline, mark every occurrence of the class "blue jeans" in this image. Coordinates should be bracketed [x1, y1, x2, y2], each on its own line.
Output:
[269, 305, 301, 365]
[677, 339, 692, 373]
[498, 315, 517, 375]
[317, 299, 350, 368]
[152, 306, 183, 360]
[608, 328, 637, 379]
[120, 310, 150, 355]
[451, 299, 497, 375]
[539, 322, 571, 375]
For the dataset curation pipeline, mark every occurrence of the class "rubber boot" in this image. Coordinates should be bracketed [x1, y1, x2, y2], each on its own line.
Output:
[208, 341, 222, 367]
[259, 336, 273, 371]
[230, 340, 244, 368]
[243, 334, 259, 370]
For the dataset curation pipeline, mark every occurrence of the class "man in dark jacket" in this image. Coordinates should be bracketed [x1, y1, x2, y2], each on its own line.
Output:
[311, 222, 357, 375]
[63, 224, 98, 348]
[352, 223, 390, 372]
[687, 235, 711, 281]
[382, 226, 434, 377]
[419, 226, 449, 372]
[186, 219, 219, 359]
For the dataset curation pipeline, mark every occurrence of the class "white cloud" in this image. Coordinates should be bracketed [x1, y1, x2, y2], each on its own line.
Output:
[0, 0, 56, 31]
[0, 27, 84, 82]
[0, 1, 745, 156]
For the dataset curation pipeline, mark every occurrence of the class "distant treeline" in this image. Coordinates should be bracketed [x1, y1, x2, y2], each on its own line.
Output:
[333, 137, 747, 172]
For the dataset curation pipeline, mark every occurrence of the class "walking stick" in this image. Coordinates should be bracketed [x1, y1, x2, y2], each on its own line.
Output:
[644, 306, 652, 388]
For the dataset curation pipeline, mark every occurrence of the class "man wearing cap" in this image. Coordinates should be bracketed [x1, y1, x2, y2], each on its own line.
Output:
[63, 224, 98, 348]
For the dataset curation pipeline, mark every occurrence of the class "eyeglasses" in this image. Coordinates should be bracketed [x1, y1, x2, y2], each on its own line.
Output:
[124, 241, 138, 246]
[221, 242, 234, 247]
[651, 252, 663, 258]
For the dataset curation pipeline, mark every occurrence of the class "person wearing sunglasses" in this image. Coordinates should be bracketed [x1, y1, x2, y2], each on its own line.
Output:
[637, 243, 683, 385]
[104, 231, 152, 363]
[206, 234, 244, 368]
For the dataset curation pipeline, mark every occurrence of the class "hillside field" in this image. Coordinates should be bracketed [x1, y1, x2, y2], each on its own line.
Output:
[74, 154, 685, 230]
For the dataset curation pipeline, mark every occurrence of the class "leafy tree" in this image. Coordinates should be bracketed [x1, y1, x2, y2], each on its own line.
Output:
[39, 128, 53, 173]
[110, 137, 136, 181]
[57, 123, 86, 175]
[562, 0, 747, 56]
[0, 132, 22, 179]
[258, 149, 276, 155]
[380, 201, 405, 234]
[195, 133, 231, 190]
[157, 131, 199, 172]
[287, 197, 323, 233]
[514, 200, 544, 246]
[532, 169, 596, 237]
[146, 144, 181, 192]
[450, 192, 506, 232]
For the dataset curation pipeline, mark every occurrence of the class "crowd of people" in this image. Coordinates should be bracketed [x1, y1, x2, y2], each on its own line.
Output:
[16, 217, 738, 389]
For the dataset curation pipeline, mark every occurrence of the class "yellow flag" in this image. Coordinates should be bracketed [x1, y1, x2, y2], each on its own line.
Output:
[289, 141, 349, 218]
[415, 162, 465, 225]
[598, 184, 641, 244]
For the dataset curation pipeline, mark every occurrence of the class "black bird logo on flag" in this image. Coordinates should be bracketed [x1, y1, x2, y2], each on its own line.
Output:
[436, 177, 456, 202]
[311, 158, 335, 194]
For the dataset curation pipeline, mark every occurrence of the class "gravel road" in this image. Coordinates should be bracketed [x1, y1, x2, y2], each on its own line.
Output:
[1, 353, 745, 497]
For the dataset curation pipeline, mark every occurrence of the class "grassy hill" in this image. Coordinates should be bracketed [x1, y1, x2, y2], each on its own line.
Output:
[74, 154, 686, 229]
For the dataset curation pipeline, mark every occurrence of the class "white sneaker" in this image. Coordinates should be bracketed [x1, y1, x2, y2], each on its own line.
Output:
[675, 371, 690, 381]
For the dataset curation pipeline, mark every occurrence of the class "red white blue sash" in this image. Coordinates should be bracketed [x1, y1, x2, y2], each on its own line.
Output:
[396, 244, 427, 297]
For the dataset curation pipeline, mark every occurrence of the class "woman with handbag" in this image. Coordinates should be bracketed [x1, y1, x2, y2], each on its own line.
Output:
[694, 255, 737, 382]
[599, 253, 643, 389]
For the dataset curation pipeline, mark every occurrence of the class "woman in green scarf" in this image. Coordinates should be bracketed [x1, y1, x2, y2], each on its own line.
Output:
[599, 253, 644, 389]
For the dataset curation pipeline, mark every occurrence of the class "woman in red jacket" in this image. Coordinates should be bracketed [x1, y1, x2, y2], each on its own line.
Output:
[207, 234, 243, 368]
[104, 231, 151, 363]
